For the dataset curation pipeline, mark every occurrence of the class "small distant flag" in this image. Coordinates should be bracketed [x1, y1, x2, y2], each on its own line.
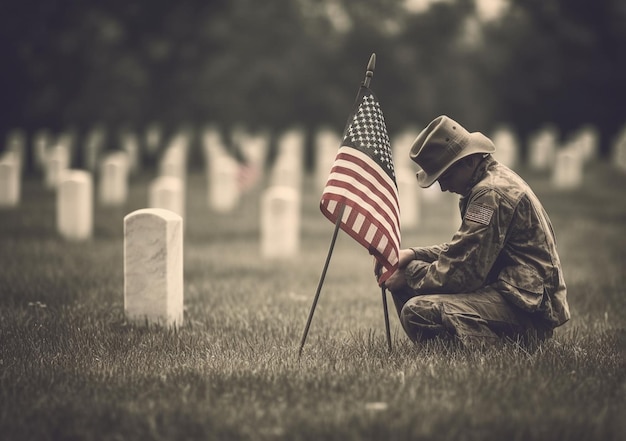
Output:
[319, 86, 401, 284]
[236, 159, 261, 193]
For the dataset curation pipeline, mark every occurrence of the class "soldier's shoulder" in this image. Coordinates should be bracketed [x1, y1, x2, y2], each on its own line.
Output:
[474, 162, 530, 206]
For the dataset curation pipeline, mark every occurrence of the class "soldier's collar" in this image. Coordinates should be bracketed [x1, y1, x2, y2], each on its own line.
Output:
[462, 154, 493, 196]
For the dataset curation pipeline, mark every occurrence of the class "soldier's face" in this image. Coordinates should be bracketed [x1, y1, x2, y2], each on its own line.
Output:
[437, 161, 472, 195]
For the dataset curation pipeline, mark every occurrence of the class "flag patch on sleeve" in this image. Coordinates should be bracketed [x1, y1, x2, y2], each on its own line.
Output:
[465, 203, 494, 225]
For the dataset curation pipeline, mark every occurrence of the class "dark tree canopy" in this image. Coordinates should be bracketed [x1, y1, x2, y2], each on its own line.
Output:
[1, 0, 624, 155]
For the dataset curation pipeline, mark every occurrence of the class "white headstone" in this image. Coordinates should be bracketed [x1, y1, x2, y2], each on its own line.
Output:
[397, 168, 420, 230]
[0, 152, 20, 207]
[236, 128, 270, 172]
[314, 128, 341, 191]
[202, 125, 227, 162]
[449, 192, 462, 228]
[270, 154, 302, 189]
[420, 183, 459, 231]
[230, 124, 247, 148]
[261, 186, 300, 258]
[99, 151, 129, 206]
[208, 153, 240, 213]
[149, 176, 185, 218]
[552, 148, 583, 189]
[421, 182, 442, 203]
[84, 125, 106, 172]
[44, 144, 71, 189]
[271, 128, 305, 189]
[528, 126, 558, 171]
[145, 123, 163, 158]
[57, 170, 93, 240]
[611, 126, 626, 172]
[276, 128, 305, 163]
[56, 130, 77, 168]
[392, 127, 421, 173]
[124, 208, 183, 328]
[5, 129, 26, 174]
[569, 125, 599, 163]
[492, 126, 520, 169]
[120, 131, 141, 174]
[33, 129, 53, 172]
[159, 143, 187, 182]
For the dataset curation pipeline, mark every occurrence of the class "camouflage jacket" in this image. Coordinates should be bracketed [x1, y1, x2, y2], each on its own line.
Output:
[405, 156, 570, 327]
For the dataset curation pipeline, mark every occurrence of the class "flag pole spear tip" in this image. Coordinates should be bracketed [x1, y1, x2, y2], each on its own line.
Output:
[367, 53, 376, 72]
[364, 53, 376, 87]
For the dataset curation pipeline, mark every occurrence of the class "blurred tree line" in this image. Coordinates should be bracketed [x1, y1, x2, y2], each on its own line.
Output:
[1, 0, 624, 155]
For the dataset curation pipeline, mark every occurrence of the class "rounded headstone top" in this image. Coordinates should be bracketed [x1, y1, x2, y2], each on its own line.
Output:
[124, 208, 182, 222]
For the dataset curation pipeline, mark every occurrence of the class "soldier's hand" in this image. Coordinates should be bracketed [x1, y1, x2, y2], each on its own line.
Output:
[398, 248, 417, 268]
[382, 268, 407, 292]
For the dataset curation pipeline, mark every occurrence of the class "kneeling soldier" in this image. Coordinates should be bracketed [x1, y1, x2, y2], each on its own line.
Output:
[377, 116, 570, 348]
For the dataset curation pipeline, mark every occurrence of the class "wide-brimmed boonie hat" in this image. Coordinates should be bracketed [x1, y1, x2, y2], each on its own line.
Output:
[410, 115, 496, 188]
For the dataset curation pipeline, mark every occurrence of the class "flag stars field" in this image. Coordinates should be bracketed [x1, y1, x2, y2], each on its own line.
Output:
[345, 93, 396, 181]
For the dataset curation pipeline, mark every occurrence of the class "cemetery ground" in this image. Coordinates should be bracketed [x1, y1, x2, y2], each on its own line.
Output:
[0, 162, 624, 441]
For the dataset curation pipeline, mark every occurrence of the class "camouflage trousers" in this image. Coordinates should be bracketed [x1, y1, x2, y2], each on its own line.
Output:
[390, 287, 553, 347]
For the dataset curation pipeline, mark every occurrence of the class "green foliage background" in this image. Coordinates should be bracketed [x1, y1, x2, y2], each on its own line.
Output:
[2, 0, 625, 152]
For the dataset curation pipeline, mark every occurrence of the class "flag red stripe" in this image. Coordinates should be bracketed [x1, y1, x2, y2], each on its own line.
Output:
[323, 151, 400, 221]
[321, 190, 400, 254]
[323, 179, 400, 243]
[358, 214, 370, 237]
[334, 149, 399, 207]
[346, 204, 359, 226]
[320, 196, 400, 265]
[321, 157, 401, 266]
[327, 164, 400, 225]
[320, 199, 399, 281]
[329, 149, 400, 226]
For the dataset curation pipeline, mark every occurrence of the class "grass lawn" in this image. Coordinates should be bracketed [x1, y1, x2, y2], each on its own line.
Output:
[0, 160, 624, 441]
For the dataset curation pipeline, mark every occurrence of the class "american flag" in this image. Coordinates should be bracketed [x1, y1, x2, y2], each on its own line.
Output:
[320, 86, 401, 284]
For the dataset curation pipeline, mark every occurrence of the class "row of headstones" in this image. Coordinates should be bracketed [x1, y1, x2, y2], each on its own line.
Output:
[0, 125, 303, 258]
[55, 170, 186, 241]
[206, 121, 616, 254]
[205, 126, 302, 257]
[1, 121, 615, 208]
[4, 120, 625, 179]
[4, 124, 164, 176]
[1, 123, 414, 212]
[49, 134, 192, 241]
[2, 123, 622, 240]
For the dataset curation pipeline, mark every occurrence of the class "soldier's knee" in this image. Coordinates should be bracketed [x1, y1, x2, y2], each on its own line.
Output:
[401, 296, 436, 319]
[399, 296, 445, 341]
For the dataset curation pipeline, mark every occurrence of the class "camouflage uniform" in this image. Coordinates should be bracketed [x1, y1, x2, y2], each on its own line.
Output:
[392, 155, 570, 346]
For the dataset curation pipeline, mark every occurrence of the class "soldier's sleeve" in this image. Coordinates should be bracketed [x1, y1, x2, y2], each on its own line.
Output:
[409, 244, 449, 263]
[404, 188, 516, 293]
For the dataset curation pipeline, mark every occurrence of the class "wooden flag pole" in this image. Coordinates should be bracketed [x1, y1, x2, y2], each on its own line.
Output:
[298, 53, 378, 359]
[298, 203, 346, 359]
[381, 286, 392, 352]
[366, 53, 392, 352]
